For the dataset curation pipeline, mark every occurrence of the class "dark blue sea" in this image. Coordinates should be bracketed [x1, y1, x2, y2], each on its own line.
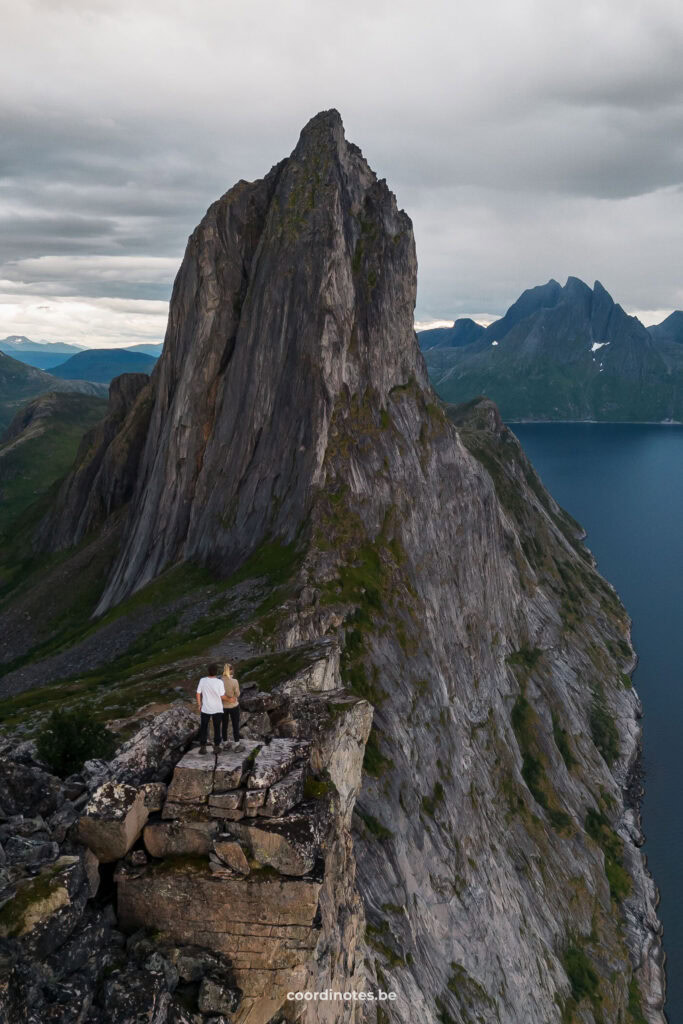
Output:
[511, 423, 683, 1020]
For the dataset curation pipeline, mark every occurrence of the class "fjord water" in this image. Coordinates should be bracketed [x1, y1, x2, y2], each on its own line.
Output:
[512, 423, 683, 1018]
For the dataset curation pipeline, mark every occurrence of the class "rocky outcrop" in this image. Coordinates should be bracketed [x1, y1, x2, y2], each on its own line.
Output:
[116, 689, 371, 1024]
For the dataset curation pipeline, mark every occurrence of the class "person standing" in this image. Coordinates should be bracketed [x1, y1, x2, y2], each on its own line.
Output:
[221, 662, 241, 748]
[196, 663, 225, 754]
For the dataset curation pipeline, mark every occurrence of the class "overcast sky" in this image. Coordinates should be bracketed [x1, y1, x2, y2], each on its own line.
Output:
[1, 0, 682, 347]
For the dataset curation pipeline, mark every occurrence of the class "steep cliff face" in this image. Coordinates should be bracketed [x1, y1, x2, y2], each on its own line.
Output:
[7, 111, 664, 1023]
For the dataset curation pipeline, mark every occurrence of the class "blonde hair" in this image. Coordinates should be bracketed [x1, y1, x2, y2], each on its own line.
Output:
[223, 662, 233, 676]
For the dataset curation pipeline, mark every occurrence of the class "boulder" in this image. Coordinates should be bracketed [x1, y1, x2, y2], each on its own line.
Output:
[209, 806, 245, 821]
[0, 855, 87, 957]
[213, 840, 250, 875]
[77, 782, 149, 863]
[0, 759, 63, 819]
[4, 835, 59, 868]
[243, 790, 266, 817]
[108, 704, 199, 786]
[208, 790, 244, 811]
[143, 821, 218, 859]
[141, 782, 167, 812]
[161, 801, 212, 823]
[166, 750, 215, 804]
[48, 801, 80, 843]
[246, 738, 309, 791]
[82, 848, 100, 897]
[198, 973, 241, 1015]
[101, 964, 171, 1024]
[229, 814, 320, 876]
[261, 765, 306, 817]
[212, 741, 260, 792]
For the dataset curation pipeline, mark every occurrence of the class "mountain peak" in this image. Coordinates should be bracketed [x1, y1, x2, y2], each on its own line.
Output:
[42, 111, 422, 610]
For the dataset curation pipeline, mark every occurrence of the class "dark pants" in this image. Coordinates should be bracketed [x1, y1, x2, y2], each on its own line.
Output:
[199, 711, 223, 747]
[222, 706, 240, 742]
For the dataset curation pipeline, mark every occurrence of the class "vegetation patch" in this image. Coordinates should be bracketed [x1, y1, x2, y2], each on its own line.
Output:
[365, 921, 405, 968]
[36, 706, 117, 776]
[303, 772, 334, 800]
[589, 688, 620, 764]
[627, 977, 648, 1024]
[560, 940, 602, 1022]
[356, 807, 393, 842]
[421, 781, 445, 818]
[585, 808, 631, 902]
[363, 726, 394, 777]
[552, 712, 576, 770]
[511, 694, 571, 832]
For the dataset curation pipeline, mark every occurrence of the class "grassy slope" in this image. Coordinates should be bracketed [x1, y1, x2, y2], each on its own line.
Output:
[0, 393, 107, 537]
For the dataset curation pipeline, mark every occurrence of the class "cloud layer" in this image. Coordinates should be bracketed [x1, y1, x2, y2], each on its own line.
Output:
[2, 0, 682, 344]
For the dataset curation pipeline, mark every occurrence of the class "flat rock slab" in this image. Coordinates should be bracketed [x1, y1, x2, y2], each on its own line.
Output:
[262, 765, 306, 817]
[246, 739, 309, 791]
[78, 782, 149, 863]
[209, 790, 244, 810]
[143, 820, 218, 858]
[213, 742, 261, 792]
[166, 750, 215, 804]
[161, 801, 212, 822]
[229, 814, 319, 876]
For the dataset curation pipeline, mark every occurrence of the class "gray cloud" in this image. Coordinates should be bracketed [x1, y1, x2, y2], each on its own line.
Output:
[1, 0, 683, 345]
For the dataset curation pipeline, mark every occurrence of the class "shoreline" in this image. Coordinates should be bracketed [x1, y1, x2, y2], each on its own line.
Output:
[507, 419, 683, 426]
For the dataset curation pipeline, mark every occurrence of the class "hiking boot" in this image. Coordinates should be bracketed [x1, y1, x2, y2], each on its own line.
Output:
[199, 745, 208, 755]
[213, 742, 221, 754]
[234, 740, 244, 752]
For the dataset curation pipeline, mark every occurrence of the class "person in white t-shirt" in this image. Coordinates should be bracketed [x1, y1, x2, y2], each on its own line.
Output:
[196, 663, 225, 754]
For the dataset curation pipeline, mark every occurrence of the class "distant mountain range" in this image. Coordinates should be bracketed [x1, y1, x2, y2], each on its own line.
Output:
[0, 351, 108, 433]
[0, 336, 163, 373]
[50, 348, 158, 383]
[421, 278, 683, 421]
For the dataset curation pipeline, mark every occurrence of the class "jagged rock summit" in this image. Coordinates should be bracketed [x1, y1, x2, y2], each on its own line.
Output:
[43, 109, 422, 613]
[424, 275, 683, 420]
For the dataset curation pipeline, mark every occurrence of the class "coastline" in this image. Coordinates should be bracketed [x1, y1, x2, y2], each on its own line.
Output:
[507, 419, 683, 425]
[612, 613, 667, 1022]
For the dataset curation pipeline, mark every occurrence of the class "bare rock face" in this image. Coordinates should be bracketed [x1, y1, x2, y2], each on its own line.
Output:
[37, 372, 152, 550]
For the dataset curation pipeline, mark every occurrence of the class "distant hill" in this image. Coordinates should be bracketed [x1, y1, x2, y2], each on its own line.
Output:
[124, 343, 164, 357]
[0, 336, 84, 370]
[648, 311, 683, 346]
[423, 277, 683, 421]
[50, 348, 158, 384]
[0, 392, 107, 537]
[418, 317, 486, 350]
[0, 351, 107, 433]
